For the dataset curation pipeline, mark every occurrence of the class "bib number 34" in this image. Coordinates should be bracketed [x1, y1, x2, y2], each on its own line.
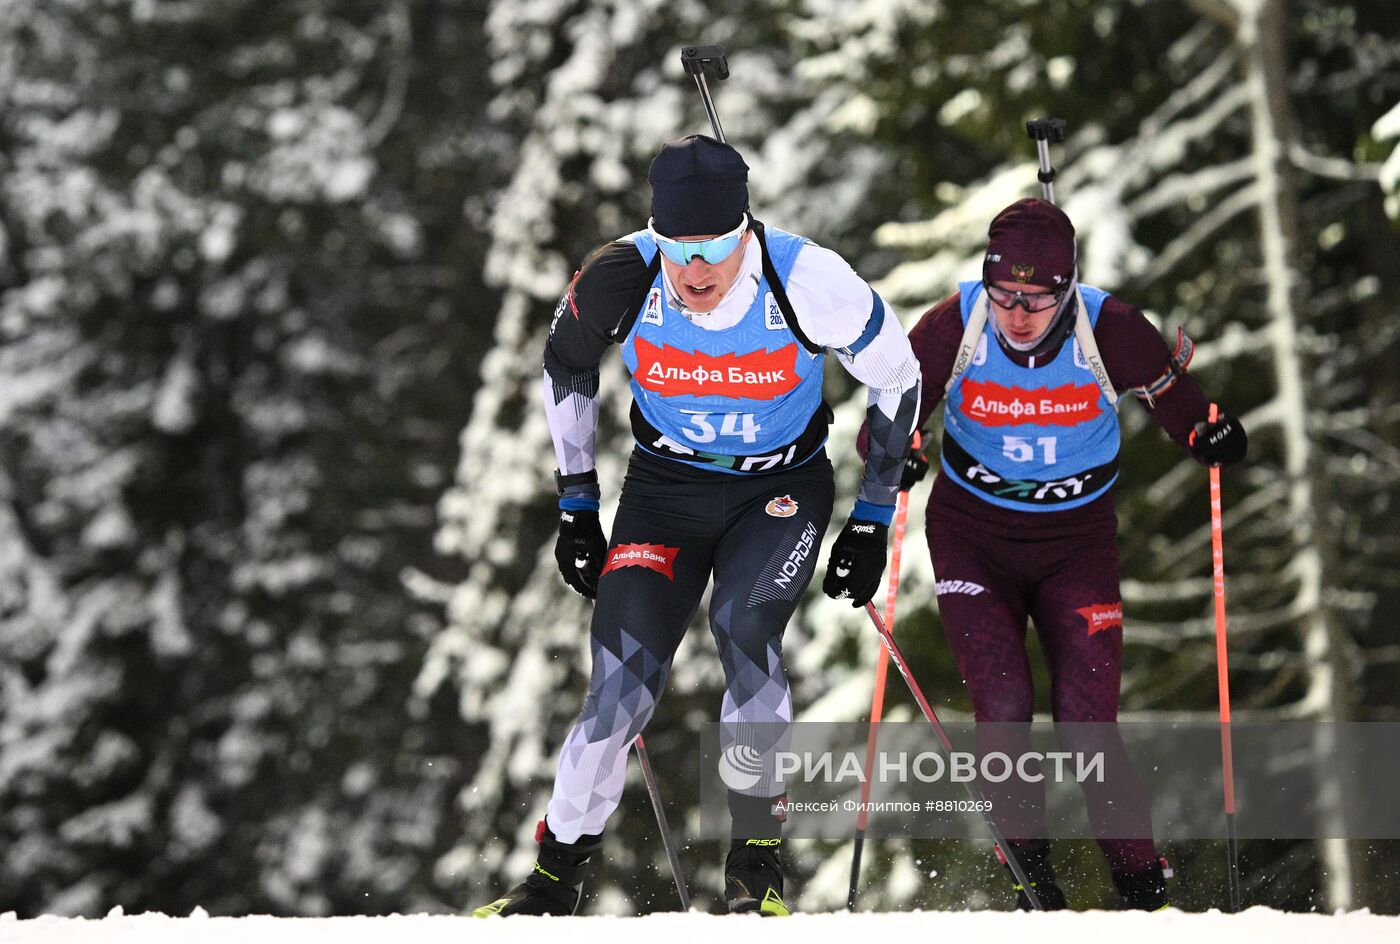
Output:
[680, 411, 762, 444]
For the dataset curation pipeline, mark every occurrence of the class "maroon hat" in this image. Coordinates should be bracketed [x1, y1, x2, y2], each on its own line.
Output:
[983, 198, 1076, 289]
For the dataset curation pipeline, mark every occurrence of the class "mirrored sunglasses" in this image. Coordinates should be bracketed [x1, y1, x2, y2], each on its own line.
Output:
[648, 214, 748, 266]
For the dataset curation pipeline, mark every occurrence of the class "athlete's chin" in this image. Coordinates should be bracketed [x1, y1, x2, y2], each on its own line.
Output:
[680, 287, 725, 312]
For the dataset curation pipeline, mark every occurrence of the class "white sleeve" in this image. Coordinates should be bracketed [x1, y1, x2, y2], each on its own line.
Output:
[783, 244, 921, 515]
[782, 243, 921, 392]
[781, 244, 882, 350]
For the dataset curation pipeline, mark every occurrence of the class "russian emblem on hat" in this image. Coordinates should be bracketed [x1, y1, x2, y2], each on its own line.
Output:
[765, 495, 798, 518]
[985, 198, 1076, 288]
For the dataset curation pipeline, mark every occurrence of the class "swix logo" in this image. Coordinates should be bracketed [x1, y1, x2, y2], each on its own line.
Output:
[633, 337, 799, 400]
[936, 579, 986, 597]
[850, 523, 877, 535]
[1076, 602, 1123, 635]
[602, 543, 680, 580]
[961, 379, 1102, 427]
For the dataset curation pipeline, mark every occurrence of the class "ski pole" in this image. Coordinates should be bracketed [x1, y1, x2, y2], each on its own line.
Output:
[861, 602, 1045, 910]
[847, 433, 920, 910]
[634, 735, 691, 911]
[1026, 118, 1066, 203]
[1205, 402, 1242, 912]
[680, 44, 730, 143]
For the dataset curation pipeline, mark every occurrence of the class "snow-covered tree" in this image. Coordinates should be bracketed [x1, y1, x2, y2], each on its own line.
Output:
[0, 0, 485, 916]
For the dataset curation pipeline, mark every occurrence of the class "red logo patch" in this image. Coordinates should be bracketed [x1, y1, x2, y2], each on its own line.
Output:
[633, 337, 800, 400]
[603, 543, 680, 580]
[961, 379, 1103, 427]
[1076, 602, 1123, 635]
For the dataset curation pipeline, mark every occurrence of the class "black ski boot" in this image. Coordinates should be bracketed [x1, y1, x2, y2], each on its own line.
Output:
[724, 839, 790, 916]
[472, 820, 603, 917]
[999, 839, 1068, 911]
[1112, 853, 1172, 911]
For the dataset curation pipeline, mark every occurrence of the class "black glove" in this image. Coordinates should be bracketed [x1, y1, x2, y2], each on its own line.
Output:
[1190, 413, 1248, 468]
[555, 509, 607, 599]
[900, 440, 930, 491]
[822, 517, 888, 608]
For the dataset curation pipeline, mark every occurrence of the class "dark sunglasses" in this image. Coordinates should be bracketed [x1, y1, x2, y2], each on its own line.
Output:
[984, 281, 1065, 313]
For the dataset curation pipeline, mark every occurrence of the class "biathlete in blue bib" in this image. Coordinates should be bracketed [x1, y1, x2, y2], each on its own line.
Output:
[475, 135, 922, 917]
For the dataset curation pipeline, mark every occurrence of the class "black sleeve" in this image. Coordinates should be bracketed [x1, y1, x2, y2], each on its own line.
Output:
[543, 240, 653, 379]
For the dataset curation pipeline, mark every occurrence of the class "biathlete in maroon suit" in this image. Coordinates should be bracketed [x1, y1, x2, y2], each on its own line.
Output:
[899, 199, 1247, 910]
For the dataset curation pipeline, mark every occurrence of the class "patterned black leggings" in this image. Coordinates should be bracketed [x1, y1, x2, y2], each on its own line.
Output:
[545, 450, 834, 843]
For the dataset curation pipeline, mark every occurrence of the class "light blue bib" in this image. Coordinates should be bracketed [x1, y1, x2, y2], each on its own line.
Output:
[941, 280, 1121, 510]
[621, 227, 826, 471]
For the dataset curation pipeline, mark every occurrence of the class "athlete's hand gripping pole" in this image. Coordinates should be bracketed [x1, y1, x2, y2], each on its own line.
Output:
[634, 735, 690, 911]
[1207, 402, 1242, 912]
[846, 433, 921, 910]
[680, 45, 730, 144]
[861, 601, 1045, 911]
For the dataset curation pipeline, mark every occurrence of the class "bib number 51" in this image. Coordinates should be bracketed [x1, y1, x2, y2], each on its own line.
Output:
[1002, 435, 1058, 464]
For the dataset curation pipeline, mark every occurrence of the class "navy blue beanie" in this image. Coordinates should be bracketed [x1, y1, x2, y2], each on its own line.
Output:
[648, 135, 749, 237]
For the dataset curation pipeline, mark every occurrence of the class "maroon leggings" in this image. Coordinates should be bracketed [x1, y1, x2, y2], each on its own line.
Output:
[925, 475, 1157, 873]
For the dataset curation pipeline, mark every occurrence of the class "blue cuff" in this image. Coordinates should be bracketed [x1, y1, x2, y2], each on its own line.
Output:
[560, 496, 601, 512]
[851, 499, 895, 526]
[841, 292, 886, 357]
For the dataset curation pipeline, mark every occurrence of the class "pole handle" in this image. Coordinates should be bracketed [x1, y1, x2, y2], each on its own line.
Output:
[1026, 118, 1066, 204]
[1025, 117, 1066, 143]
[680, 44, 729, 79]
[680, 44, 729, 143]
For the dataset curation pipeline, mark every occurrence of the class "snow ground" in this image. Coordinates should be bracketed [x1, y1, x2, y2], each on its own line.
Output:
[3, 908, 1398, 943]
